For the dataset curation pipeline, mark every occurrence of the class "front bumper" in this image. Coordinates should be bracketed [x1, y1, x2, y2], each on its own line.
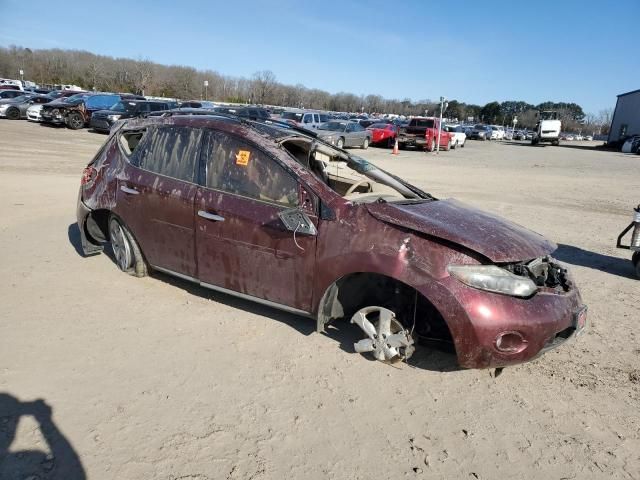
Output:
[419, 276, 586, 368]
[27, 111, 41, 121]
[41, 112, 65, 125]
[90, 117, 113, 132]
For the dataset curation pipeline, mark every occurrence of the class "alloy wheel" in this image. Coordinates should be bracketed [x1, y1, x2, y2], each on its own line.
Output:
[109, 219, 132, 271]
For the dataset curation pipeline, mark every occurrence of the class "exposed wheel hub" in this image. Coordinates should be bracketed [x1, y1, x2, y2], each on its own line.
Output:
[351, 306, 415, 362]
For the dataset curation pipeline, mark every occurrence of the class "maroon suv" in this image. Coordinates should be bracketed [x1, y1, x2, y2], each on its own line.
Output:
[76, 114, 586, 369]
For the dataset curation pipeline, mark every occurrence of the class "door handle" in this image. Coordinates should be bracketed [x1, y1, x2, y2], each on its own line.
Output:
[120, 185, 139, 195]
[198, 210, 225, 222]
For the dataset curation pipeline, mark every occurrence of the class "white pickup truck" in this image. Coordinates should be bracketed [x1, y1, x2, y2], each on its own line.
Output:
[444, 124, 467, 148]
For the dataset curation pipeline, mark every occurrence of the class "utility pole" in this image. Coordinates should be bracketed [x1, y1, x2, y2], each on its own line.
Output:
[203, 80, 209, 101]
[436, 96, 447, 154]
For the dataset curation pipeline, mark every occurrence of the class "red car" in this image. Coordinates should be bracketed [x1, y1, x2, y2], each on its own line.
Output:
[367, 123, 398, 147]
[76, 115, 586, 369]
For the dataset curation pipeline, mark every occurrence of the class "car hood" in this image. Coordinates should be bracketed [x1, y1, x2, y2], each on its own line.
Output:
[366, 198, 556, 263]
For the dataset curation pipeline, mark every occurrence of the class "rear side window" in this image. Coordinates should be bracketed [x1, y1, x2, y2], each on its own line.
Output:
[149, 103, 167, 112]
[119, 130, 147, 156]
[137, 126, 202, 183]
[205, 132, 298, 206]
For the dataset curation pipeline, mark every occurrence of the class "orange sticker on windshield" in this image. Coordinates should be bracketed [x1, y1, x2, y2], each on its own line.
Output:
[236, 150, 251, 166]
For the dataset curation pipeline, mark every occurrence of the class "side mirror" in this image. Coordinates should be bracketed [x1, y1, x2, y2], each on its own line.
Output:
[278, 208, 317, 236]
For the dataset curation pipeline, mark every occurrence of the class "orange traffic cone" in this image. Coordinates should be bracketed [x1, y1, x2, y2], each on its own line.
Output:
[392, 137, 399, 155]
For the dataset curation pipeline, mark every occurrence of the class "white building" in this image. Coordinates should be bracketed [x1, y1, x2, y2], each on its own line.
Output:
[608, 88, 640, 143]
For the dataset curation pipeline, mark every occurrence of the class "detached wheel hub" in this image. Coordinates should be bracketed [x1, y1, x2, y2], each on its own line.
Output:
[351, 306, 415, 362]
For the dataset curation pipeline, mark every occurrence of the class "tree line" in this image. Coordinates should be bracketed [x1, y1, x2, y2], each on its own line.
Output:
[0, 45, 611, 132]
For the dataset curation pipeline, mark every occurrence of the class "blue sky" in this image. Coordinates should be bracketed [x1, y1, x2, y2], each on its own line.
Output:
[1, 0, 638, 114]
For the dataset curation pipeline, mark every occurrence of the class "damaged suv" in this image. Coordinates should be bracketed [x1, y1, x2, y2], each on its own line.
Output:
[76, 114, 586, 369]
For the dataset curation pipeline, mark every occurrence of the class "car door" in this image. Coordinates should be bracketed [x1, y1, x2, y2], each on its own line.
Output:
[344, 123, 355, 146]
[114, 125, 202, 278]
[302, 113, 314, 129]
[353, 123, 367, 145]
[195, 130, 317, 312]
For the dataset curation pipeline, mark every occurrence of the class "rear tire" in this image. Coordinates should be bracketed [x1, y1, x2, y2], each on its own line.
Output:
[427, 138, 436, 152]
[362, 137, 369, 149]
[633, 252, 640, 279]
[6, 107, 20, 120]
[336, 137, 344, 149]
[108, 216, 148, 277]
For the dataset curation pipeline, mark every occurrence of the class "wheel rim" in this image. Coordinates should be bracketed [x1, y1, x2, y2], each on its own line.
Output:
[110, 220, 132, 271]
[337, 138, 344, 148]
[71, 115, 83, 128]
[363, 138, 369, 148]
[8, 109, 19, 119]
[351, 306, 414, 362]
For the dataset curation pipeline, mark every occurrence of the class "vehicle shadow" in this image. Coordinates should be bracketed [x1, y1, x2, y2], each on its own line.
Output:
[554, 243, 636, 279]
[67, 223, 459, 371]
[0, 392, 86, 479]
[150, 269, 317, 338]
[67, 223, 85, 257]
[323, 321, 460, 372]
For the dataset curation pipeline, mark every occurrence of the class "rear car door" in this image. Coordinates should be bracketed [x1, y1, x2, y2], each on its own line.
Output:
[114, 125, 202, 277]
[195, 130, 317, 311]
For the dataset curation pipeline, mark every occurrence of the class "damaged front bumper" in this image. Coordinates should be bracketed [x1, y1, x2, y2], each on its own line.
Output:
[420, 274, 586, 369]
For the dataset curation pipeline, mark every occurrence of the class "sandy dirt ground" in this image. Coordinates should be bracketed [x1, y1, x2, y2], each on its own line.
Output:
[1, 120, 639, 480]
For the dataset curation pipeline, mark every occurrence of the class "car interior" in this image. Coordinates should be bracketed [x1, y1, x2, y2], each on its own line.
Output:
[280, 136, 418, 203]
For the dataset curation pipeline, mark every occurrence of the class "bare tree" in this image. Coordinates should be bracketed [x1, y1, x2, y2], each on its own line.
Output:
[251, 70, 277, 104]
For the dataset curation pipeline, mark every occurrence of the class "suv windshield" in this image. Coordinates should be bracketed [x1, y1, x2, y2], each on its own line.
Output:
[319, 121, 346, 132]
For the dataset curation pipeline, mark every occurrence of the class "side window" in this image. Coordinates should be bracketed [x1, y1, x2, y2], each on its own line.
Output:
[313, 114, 320, 123]
[303, 114, 313, 124]
[137, 126, 201, 182]
[35, 97, 49, 104]
[206, 132, 298, 207]
[354, 124, 365, 132]
[119, 129, 147, 157]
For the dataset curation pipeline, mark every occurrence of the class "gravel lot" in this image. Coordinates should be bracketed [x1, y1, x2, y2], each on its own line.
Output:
[1, 120, 639, 480]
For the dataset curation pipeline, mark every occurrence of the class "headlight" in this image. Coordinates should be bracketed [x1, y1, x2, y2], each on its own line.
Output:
[107, 114, 122, 121]
[447, 265, 537, 298]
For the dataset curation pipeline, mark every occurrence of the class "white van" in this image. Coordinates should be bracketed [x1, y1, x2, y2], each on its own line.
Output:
[280, 110, 328, 130]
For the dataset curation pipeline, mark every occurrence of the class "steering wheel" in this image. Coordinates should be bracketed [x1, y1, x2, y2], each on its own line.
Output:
[345, 180, 373, 196]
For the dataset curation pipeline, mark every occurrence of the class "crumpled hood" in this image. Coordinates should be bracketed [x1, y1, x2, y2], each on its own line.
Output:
[366, 198, 556, 263]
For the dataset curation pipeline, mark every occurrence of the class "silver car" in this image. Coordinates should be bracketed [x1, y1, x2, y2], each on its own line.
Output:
[0, 94, 50, 120]
[316, 120, 372, 149]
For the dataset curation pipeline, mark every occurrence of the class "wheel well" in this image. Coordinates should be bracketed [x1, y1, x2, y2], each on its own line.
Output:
[317, 273, 454, 350]
[86, 209, 111, 243]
